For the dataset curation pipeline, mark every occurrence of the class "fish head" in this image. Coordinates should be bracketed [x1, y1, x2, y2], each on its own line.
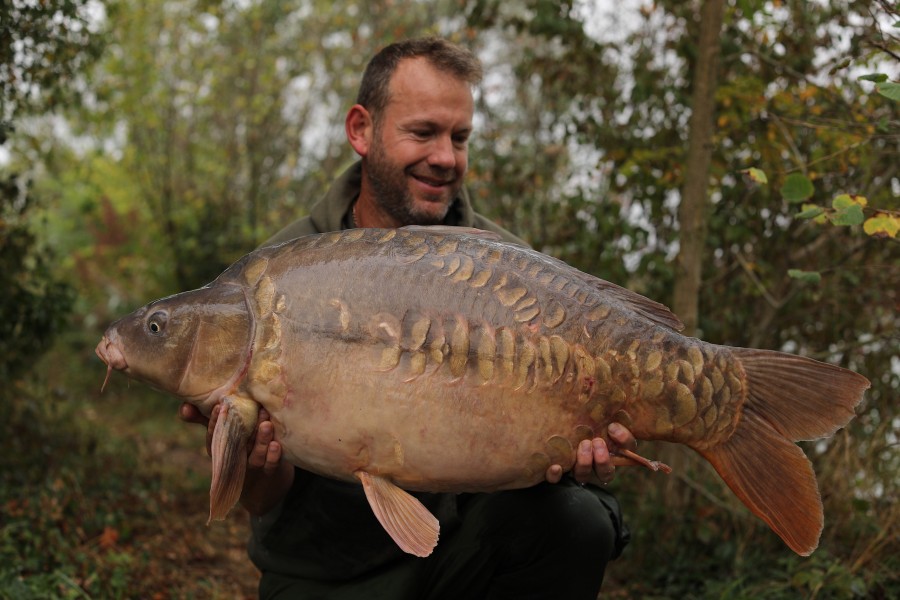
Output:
[95, 283, 254, 412]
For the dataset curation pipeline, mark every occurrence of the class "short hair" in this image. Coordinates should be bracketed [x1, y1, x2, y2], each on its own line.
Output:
[356, 37, 483, 121]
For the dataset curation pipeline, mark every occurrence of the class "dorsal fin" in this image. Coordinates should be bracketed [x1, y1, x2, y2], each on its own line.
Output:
[585, 278, 685, 332]
[404, 226, 684, 332]
[400, 225, 503, 241]
[526, 249, 685, 332]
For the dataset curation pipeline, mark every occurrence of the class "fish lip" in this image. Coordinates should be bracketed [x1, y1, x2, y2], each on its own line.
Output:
[95, 333, 129, 371]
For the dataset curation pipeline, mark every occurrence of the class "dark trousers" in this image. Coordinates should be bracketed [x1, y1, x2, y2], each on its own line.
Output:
[259, 481, 628, 600]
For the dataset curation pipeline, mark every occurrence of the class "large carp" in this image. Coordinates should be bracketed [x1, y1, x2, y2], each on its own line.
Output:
[95, 226, 868, 558]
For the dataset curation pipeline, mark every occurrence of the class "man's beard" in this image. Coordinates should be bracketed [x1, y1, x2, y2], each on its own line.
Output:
[366, 139, 460, 226]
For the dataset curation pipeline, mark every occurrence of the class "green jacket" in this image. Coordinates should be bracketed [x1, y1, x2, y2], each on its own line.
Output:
[262, 161, 527, 247]
[247, 161, 526, 580]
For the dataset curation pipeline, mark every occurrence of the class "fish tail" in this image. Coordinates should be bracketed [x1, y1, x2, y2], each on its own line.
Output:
[696, 348, 869, 556]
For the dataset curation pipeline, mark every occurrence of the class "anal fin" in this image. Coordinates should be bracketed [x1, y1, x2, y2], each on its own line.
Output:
[355, 470, 440, 558]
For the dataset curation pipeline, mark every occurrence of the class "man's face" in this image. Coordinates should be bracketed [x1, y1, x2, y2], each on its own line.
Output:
[364, 58, 474, 226]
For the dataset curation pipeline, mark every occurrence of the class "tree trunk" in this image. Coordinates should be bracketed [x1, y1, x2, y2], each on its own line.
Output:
[662, 0, 726, 510]
[672, 0, 726, 337]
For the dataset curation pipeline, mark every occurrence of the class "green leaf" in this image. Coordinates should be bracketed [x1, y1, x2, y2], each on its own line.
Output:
[832, 194, 867, 209]
[796, 205, 825, 220]
[781, 173, 814, 203]
[876, 81, 900, 102]
[830, 204, 865, 226]
[788, 269, 821, 284]
[858, 73, 888, 83]
[742, 167, 768, 184]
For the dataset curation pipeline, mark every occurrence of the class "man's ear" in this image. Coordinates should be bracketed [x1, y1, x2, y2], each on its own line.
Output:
[346, 104, 373, 157]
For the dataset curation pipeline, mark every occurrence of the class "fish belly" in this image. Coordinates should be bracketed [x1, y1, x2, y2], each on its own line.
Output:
[263, 337, 591, 493]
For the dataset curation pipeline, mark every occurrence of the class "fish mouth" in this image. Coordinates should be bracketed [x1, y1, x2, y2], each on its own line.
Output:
[95, 332, 128, 393]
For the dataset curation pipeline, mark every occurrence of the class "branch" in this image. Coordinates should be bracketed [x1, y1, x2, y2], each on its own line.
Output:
[734, 249, 784, 309]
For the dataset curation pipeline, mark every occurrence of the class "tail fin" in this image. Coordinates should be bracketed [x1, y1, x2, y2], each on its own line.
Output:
[696, 348, 869, 555]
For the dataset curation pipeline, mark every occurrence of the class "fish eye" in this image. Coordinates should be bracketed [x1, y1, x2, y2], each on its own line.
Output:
[147, 311, 168, 335]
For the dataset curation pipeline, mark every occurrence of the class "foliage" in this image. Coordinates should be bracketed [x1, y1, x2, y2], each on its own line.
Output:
[0, 0, 106, 134]
[5, 0, 899, 597]
[0, 175, 73, 384]
[1, 0, 105, 383]
[51, 0, 473, 293]
[0, 343, 257, 599]
[465, 0, 899, 596]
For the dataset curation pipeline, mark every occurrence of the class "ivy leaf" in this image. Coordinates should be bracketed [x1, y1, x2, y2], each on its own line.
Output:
[858, 73, 888, 83]
[863, 214, 900, 238]
[788, 269, 822, 284]
[876, 81, 900, 102]
[742, 167, 768, 184]
[781, 173, 814, 203]
[796, 205, 825, 220]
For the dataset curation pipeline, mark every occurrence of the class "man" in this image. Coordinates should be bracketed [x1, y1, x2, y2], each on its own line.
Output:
[183, 37, 634, 599]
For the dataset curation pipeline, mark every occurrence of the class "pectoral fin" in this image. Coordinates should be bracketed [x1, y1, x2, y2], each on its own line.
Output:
[208, 395, 259, 523]
[355, 471, 440, 558]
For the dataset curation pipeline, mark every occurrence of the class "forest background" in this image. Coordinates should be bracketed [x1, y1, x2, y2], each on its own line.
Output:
[2, 0, 898, 598]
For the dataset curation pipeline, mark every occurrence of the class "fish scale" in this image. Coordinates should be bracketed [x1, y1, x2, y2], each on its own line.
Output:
[96, 226, 870, 558]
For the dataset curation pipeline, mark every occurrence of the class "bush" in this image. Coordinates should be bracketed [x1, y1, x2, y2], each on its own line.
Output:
[0, 174, 73, 384]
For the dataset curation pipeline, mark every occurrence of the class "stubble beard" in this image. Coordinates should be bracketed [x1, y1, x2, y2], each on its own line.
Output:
[366, 136, 460, 227]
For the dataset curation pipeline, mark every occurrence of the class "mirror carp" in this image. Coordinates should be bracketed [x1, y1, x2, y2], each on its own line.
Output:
[95, 226, 869, 558]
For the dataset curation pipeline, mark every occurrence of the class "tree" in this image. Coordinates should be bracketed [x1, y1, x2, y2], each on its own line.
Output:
[0, 0, 104, 386]
[466, 0, 898, 595]
[45, 0, 475, 295]
[0, 0, 105, 137]
[671, 0, 725, 337]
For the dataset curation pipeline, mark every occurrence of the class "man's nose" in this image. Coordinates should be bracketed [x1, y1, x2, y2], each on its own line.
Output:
[427, 135, 457, 169]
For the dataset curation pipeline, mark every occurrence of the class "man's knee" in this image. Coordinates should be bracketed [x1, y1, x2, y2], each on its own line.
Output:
[464, 481, 623, 562]
[536, 482, 619, 563]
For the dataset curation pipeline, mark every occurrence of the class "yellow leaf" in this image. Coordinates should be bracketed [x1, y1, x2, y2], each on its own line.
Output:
[863, 214, 900, 238]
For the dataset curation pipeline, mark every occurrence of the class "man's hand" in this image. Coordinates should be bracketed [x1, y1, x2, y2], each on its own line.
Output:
[243, 409, 285, 477]
[182, 401, 293, 515]
[203, 404, 283, 471]
[544, 422, 637, 486]
[179, 402, 208, 426]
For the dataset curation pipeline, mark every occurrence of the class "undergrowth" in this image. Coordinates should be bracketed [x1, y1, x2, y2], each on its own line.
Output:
[0, 335, 258, 600]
